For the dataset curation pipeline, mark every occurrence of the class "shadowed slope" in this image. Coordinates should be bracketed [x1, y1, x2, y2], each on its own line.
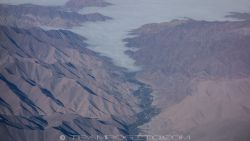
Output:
[0, 25, 142, 141]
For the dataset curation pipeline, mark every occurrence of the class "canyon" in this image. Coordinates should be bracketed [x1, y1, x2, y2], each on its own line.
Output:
[0, 0, 250, 141]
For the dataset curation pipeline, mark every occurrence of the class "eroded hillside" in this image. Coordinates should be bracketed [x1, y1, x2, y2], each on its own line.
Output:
[125, 18, 250, 141]
[0, 25, 145, 141]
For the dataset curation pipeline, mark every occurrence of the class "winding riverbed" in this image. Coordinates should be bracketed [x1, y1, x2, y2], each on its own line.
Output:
[69, 1, 250, 139]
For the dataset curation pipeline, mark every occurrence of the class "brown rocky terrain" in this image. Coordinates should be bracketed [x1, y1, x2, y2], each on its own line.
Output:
[0, 4, 111, 29]
[0, 1, 161, 140]
[125, 18, 250, 140]
[1, 0, 250, 140]
[0, 25, 145, 141]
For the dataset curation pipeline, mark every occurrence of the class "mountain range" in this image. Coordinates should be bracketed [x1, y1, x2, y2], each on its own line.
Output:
[125, 17, 250, 141]
[0, 0, 250, 141]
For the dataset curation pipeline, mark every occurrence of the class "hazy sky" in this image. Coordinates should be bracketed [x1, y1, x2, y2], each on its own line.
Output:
[0, 0, 67, 5]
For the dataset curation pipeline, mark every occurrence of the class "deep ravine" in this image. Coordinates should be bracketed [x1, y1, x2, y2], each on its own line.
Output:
[124, 72, 160, 141]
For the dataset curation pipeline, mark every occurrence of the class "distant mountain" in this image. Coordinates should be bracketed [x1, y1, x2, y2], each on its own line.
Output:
[65, 0, 111, 11]
[226, 12, 250, 20]
[125, 18, 250, 141]
[0, 25, 143, 141]
[0, 4, 111, 29]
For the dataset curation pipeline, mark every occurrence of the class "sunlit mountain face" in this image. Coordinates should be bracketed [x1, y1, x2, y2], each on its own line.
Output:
[0, 0, 250, 141]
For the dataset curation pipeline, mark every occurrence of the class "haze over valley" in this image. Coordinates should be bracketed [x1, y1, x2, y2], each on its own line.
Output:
[0, 0, 250, 141]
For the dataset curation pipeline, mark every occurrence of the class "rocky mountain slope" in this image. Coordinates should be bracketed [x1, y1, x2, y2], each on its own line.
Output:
[0, 25, 145, 141]
[0, 1, 160, 140]
[1, 0, 250, 141]
[125, 18, 250, 141]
